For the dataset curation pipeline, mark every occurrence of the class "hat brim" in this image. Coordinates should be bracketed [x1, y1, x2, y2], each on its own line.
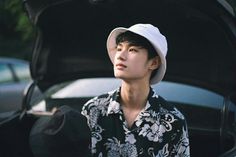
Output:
[106, 27, 166, 85]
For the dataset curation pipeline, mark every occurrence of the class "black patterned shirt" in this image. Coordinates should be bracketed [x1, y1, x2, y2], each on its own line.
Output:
[81, 87, 190, 157]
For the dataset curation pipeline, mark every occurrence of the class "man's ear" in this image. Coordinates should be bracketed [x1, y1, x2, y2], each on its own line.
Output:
[149, 56, 161, 70]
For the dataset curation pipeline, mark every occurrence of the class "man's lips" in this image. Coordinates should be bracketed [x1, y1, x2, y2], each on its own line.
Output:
[115, 63, 127, 68]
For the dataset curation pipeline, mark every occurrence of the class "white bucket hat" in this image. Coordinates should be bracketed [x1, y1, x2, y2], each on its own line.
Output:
[106, 23, 168, 84]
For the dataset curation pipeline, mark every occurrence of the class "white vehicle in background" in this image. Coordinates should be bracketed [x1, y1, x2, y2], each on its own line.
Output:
[0, 57, 31, 112]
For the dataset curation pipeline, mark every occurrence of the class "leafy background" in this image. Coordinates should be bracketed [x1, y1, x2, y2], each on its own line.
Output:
[0, 0, 35, 60]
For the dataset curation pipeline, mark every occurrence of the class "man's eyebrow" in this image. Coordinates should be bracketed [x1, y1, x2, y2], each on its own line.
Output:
[128, 44, 144, 49]
[117, 42, 143, 47]
[129, 43, 141, 47]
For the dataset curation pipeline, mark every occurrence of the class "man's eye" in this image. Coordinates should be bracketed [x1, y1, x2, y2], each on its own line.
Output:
[129, 48, 138, 52]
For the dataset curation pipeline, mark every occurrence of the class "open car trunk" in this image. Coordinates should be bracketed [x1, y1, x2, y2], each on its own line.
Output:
[23, 0, 236, 95]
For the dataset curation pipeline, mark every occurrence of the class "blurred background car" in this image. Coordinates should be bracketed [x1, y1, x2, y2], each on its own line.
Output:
[0, 57, 31, 113]
[0, 0, 236, 157]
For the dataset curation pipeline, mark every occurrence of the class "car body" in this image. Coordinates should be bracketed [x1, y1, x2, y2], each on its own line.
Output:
[0, 0, 236, 157]
[0, 57, 31, 113]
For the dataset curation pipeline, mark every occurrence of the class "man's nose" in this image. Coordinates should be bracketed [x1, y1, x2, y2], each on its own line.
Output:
[117, 49, 127, 61]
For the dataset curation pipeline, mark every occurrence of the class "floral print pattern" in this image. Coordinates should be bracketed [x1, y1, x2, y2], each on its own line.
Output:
[81, 87, 190, 157]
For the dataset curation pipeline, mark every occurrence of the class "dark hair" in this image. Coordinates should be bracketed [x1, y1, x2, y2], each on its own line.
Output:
[116, 31, 158, 79]
[116, 31, 157, 59]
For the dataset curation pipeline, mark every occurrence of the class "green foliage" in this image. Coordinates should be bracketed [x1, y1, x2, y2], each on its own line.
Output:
[0, 0, 35, 59]
[4, 0, 35, 42]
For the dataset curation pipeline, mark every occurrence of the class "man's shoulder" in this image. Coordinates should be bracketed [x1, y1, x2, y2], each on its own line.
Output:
[82, 89, 117, 111]
[150, 95, 186, 121]
[149, 94, 172, 109]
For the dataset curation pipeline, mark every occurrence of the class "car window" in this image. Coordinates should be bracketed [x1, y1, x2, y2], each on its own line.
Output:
[29, 78, 224, 112]
[51, 78, 224, 109]
[152, 82, 224, 109]
[29, 78, 121, 111]
[51, 78, 122, 98]
[0, 63, 14, 84]
[12, 63, 31, 82]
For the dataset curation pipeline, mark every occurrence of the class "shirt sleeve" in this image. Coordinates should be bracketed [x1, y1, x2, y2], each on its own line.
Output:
[81, 97, 97, 129]
[175, 118, 190, 156]
[168, 116, 190, 157]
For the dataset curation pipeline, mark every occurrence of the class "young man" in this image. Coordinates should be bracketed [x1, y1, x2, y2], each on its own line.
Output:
[82, 24, 190, 157]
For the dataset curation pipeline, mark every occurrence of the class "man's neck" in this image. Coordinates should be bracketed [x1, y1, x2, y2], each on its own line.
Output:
[120, 81, 150, 110]
[119, 81, 150, 128]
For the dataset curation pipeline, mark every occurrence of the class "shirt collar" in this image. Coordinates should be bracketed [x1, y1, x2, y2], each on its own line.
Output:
[107, 87, 121, 115]
[106, 87, 158, 115]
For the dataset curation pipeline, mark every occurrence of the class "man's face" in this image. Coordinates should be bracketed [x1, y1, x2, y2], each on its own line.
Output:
[113, 41, 154, 83]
